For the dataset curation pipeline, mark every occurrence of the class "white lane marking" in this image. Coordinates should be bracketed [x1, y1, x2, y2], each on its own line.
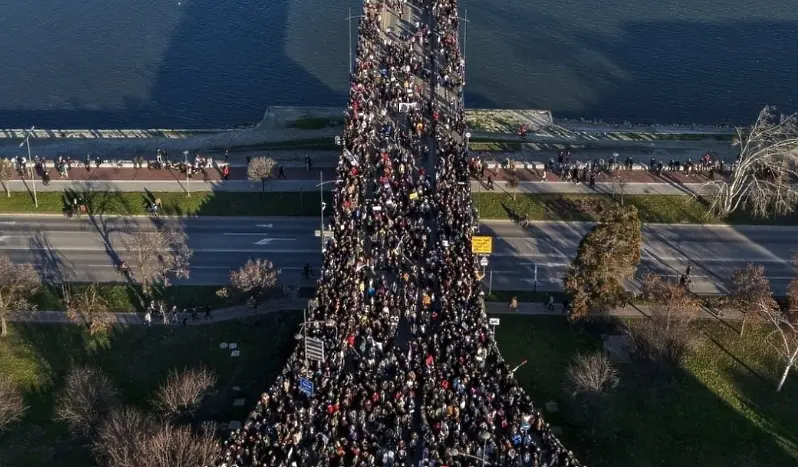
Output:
[0, 246, 317, 253]
[256, 224, 273, 228]
[494, 252, 793, 263]
[254, 238, 296, 246]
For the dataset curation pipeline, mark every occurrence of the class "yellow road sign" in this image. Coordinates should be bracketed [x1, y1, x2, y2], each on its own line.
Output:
[472, 236, 493, 254]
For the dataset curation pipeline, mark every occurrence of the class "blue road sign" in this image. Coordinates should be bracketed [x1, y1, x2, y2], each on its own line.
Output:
[299, 377, 314, 397]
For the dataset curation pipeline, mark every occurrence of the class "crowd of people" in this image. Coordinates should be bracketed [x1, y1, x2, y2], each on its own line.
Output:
[215, 1, 580, 466]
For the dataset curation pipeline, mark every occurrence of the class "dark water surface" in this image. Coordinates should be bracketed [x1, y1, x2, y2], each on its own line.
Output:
[0, 0, 795, 128]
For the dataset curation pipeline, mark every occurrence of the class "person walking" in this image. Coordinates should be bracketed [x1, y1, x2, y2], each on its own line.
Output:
[204, 305, 213, 320]
[144, 311, 152, 327]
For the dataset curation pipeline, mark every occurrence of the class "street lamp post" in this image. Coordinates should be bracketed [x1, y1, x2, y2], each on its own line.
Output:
[450, 435, 492, 467]
[458, 10, 470, 109]
[19, 126, 38, 208]
[183, 150, 191, 197]
[316, 172, 336, 252]
[346, 7, 368, 74]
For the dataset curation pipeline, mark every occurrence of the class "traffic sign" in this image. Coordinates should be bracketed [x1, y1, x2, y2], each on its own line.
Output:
[305, 337, 325, 363]
[480, 257, 489, 267]
[299, 377, 314, 396]
[472, 236, 493, 254]
[489, 317, 500, 326]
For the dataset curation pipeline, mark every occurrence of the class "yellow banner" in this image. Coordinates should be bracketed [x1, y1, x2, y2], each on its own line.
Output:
[472, 236, 493, 254]
[409, 192, 419, 200]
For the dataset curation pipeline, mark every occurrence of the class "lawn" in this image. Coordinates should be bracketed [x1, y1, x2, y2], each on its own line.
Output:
[0, 311, 301, 467]
[288, 116, 345, 130]
[0, 190, 332, 217]
[26, 284, 316, 313]
[474, 191, 798, 225]
[1, 189, 794, 226]
[493, 315, 798, 467]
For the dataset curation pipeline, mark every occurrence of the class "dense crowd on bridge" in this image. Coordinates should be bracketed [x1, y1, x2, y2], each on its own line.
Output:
[214, 1, 580, 466]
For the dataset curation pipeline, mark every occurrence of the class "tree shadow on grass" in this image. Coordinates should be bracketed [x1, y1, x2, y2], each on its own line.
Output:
[0, 311, 303, 467]
[494, 315, 798, 467]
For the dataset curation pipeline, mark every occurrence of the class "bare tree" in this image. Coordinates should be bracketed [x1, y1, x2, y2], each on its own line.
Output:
[94, 408, 217, 467]
[641, 273, 700, 332]
[701, 106, 798, 218]
[505, 174, 519, 201]
[247, 156, 276, 194]
[0, 159, 14, 197]
[0, 377, 25, 431]
[728, 264, 776, 337]
[229, 258, 279, 303]
[140, 422, 219, 467]
[55, 366, 119, 437]
[64, 283, 115, 335]
[611, 173, 627, 206]
[0, 254, 39, 337]
[152, 367, 216, 420]
[122, 223, 192, 296]
[759, 304, 798, 391]
[566, 352, 619, 433]
[93, 407, 155, 467]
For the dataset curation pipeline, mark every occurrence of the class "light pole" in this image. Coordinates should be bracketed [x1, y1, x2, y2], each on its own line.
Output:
[19, 126, 38, 208]
[316, 172, 336, 252]
[458, 10, 470, 108]
[346, 7, 368, 74]
[183, 150, 191, 197]
[450, 435, 492, 467]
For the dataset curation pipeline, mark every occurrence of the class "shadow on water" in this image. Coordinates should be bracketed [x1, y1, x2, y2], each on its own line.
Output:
[0, 0, 345, 128]
[461, 13, 798, 124]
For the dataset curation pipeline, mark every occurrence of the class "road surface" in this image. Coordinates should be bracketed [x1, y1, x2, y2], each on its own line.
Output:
[0, 216, 325, 286]
[0, 216, 793, 294]
[479, 221, 797, 295]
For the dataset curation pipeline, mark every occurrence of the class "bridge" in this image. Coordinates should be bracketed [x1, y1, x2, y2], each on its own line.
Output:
[215, 1, 581, 466]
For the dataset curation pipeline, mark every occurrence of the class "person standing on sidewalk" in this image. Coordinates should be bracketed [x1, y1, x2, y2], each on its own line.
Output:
[509, 296, 519, 312]
[222, 164, 230, 181]
[204, 305, 213, 320]
[304, 154, 312, 172]
[278, 165, 286, 178]
[144, 311, 152, 327]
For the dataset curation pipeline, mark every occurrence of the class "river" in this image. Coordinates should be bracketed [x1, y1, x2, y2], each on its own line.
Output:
[0, 0, 795, 128]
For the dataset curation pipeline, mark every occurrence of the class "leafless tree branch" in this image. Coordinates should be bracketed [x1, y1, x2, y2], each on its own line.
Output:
[64, 283, 115, 335]
[247, 156, 276, 193]
[229, 258, 279, 302]
[0, 254, 39, 337]
[121, 222, 192, 296]
[55, 366, 119, 438]
[699, 105, 798, 218]
[0, 377, 26, 431]
[152, 367, 216, 419]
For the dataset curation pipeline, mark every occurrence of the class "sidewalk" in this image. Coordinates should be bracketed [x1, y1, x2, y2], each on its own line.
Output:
[6, 299, 742, 327]
[484, 301, 744, 320]
[7, 298, 306, 326]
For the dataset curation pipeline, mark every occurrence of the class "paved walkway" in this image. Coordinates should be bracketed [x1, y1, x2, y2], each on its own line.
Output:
[7, 299, 743, 327]
[7, 298, 307, 326]
[2, 168, 715, 195]
[484, 301, 744, 320]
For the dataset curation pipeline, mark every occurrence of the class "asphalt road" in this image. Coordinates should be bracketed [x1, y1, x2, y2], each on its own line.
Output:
[479, 221, 798, 295]
[0, 216, 795, 295]
[0, 216, 325, 286]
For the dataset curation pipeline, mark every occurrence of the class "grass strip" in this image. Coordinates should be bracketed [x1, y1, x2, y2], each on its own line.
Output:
[0, 312, 301, 467]
[493, 316, 798, 467]
[473, 192, 798, 225]
[288, 117, 345, 130]
[0, 191, 333, 217]
[0, 190, 791, 226]
[28, 284, 316, 313]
